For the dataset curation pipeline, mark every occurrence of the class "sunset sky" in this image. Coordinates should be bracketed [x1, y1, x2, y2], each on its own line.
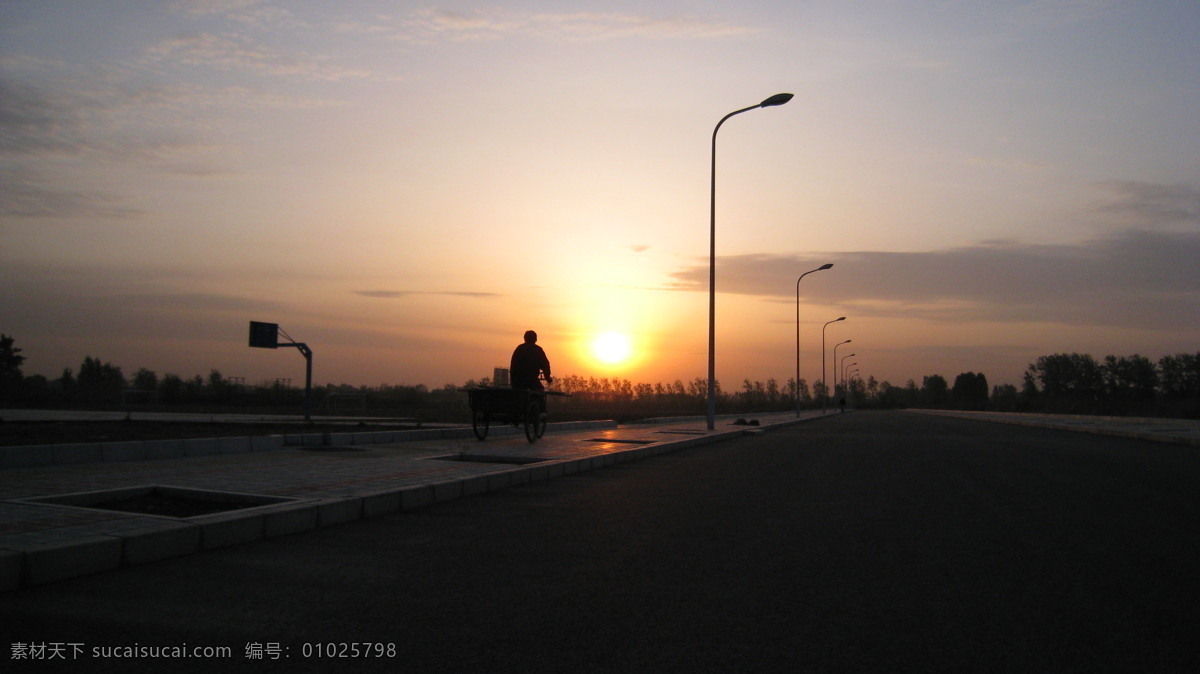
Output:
[2, 0, 1197, 394]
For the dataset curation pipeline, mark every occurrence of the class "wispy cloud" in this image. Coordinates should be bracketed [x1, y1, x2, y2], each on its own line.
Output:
[1094, 180, 1200, 228]
[0, 58, 350, 216]
[0, 76, 240, 162]
[666, 228, 1200, 331]
[174, 0, 295, 28]
[111, 291, 283, 314]
[354, 290, 502, 300]
[0, 78, 95, 157]
[393, 8, 757, 43]
[529, 12, 758, 41]
[0, 258, 287, 343]
[1010, 0, 1123, 28]
[175, 0, 264, 16]
[145, 33, 369, 81]
[0, 168, 142, 219]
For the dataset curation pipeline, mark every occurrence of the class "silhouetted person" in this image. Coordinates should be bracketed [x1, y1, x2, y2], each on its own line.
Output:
[511, 330, 552, 391]
[839, 396, 846, 413]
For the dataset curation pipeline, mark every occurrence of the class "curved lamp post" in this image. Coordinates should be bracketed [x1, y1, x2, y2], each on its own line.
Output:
[833, 340, 851, 402]
[840, 354, 856, 394]
[707, 92, 793, 431]
[821, 317, 845, 413]
[795, 263, 833, 416]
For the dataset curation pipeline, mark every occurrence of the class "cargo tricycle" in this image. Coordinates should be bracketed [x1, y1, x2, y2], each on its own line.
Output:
[461, 383, 565, 443]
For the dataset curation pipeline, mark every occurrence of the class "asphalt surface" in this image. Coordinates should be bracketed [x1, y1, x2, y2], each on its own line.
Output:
[4, 411, 1199, 672]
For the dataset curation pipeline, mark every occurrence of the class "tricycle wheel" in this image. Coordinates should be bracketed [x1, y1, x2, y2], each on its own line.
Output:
[523, 402, 545, 443]
[472, 409, 489, 440]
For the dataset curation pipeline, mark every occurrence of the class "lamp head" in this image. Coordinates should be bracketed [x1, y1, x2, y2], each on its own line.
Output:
[760, 93, 794, 107]
[837, 316, 846, 321]
[819, 263, 833, 270]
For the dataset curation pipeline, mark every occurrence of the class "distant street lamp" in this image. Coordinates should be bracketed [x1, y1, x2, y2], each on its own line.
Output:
[833, 340, 851, 402]
[821, 317, 845, 413]
[795, 263, 833, 416]
[707, 92, 794, 431]
[840, 354, 856, 394]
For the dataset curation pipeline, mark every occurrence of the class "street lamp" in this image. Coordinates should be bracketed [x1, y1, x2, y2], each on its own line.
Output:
[833, 340, 851, 402]
[707, 93, 793, 431]
[795, 263, 833, 416]
[840, 354, 856, 394]
[821, 317, 845, 413]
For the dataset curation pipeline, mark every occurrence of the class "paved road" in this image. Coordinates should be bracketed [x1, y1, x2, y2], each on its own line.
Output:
[4, 411, 1199, 672]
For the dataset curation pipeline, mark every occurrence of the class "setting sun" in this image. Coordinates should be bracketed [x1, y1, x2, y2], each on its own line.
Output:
[593, 332, 632, 365]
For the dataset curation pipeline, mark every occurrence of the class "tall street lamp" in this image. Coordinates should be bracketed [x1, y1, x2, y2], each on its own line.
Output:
[795, 263, 833, 416]
[833, 340, 851, 402]
[840, 354, 856, 394]
[707, 92, 793, 431]
[821, 317, 845, 413]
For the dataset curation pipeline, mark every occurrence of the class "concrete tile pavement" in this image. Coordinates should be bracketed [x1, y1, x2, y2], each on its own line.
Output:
[0, 412, 825, 591]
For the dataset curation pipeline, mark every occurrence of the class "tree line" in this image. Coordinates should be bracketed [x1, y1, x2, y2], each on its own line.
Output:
[1010, 352, 1199, 417]
[1, 336, 1197, 420]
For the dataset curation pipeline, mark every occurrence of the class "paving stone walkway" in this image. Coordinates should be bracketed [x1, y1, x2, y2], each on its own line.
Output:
[0, 412, 817, 590]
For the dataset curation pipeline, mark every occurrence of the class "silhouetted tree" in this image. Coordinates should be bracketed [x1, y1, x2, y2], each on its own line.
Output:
[865, 375, 879, 401]
[1020, 370, 1039, 402]
[186, 375, 205, 400]
[847, 376, 866, 403]
[160, 373, 185, 403]
[1101, 354, 1157, 411]
[812, 379, 828, 404]
[875, 380, 914, 408]
[207, 369, 230, 402]
[55, 367, 77, 401]
[77, 356, 125, 403]
[19, 374, 50, 404]
[951, 371, 989, 410]
[1159, 353, 1200, 399]
[133, 368, 159, 391]
[0, 334, 25, 403]
[991, 384, 1020, 411]
[1027, 353, 1104, 412]
[793, 378, 811, 405]
[920, 374, 949, 407]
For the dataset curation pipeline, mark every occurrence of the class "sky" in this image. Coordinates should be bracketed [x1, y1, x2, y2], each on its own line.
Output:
[2, 0, 1198, 394]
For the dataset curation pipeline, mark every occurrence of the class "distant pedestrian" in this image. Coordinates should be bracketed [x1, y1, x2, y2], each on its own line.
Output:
[839, 396, 846, 413]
